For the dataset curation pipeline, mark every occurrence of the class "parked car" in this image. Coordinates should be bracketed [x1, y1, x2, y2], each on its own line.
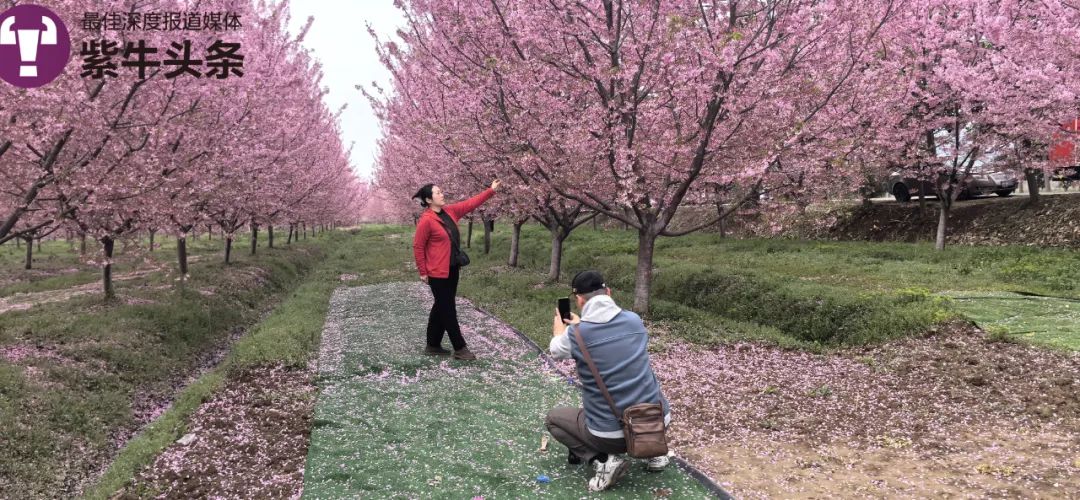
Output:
[963, 166, 1020, 198]
[883, 167, 1019, 202]
[1053, 166, 1079, 182]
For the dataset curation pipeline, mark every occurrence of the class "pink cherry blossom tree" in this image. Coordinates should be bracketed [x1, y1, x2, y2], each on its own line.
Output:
[871, 0, 1080, 250]
[376, 0, 897, 312]
[1, 0, 364, 297]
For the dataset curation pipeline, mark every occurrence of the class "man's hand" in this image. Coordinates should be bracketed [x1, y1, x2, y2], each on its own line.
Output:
[420, 275, 429, 284]
[552, 309, 580, 337]
[552, 309, 565, 337]
[491, 179, 501, 191]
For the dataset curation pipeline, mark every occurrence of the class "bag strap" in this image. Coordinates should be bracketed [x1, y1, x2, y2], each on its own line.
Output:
[434, 213, 462, 256]
[572, 324, 622, 421]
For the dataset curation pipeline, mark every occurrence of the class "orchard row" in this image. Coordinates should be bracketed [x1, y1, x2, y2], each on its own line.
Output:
[1, 0, 367, 298]
[368, 0, 1080, 312]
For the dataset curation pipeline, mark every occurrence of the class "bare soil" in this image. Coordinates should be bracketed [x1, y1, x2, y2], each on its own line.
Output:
[116, 366, 315, 499]
[821, 193, 1080, 248]
[664, 192, 1080, 249]
[653, 322, 1080, 498]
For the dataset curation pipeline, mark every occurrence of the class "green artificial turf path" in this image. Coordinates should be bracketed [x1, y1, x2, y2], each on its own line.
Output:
[302, 282, 714, 499]
[944, 291, 1080, 351]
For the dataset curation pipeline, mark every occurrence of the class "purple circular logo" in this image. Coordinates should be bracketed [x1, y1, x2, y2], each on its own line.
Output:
[0, 4, 71, 88]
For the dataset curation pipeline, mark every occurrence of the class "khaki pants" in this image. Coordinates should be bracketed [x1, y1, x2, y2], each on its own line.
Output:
[544, 406, 626, 464]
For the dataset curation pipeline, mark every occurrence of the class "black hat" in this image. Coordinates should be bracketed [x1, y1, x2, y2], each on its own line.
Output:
[571, 270, 606, 294]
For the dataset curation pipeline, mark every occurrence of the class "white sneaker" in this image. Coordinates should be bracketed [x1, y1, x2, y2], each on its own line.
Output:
[646, 455, 670, 472]
[588, 454, 630, 491]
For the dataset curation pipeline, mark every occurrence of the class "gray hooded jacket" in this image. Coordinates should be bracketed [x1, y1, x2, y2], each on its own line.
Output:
[549, 295, 671, 437]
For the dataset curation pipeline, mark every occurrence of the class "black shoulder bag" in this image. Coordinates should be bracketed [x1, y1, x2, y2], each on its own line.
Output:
[436, 214, 470, 267]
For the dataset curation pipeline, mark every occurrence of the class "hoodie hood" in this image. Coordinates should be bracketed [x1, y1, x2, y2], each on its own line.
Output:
[580, 294, 621, 324]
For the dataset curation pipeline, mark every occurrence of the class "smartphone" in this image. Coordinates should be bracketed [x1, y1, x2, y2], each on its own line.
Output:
[557, 298, 572, 322]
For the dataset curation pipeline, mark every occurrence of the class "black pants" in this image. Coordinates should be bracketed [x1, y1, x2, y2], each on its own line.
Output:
[427, 266, 466, 350]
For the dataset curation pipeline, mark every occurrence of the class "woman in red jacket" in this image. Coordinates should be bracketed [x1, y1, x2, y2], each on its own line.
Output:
[412, 179, 500, 360]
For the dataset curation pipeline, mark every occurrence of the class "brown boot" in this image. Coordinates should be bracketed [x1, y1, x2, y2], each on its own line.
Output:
[452, 347, 477, 360]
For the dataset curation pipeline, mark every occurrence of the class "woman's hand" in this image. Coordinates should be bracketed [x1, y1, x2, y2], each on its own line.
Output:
[491, 179, 501, 191]
[420, 275, 429, 284]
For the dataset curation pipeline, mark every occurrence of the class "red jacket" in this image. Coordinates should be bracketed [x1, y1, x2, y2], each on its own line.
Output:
[413, 188, 495, 278]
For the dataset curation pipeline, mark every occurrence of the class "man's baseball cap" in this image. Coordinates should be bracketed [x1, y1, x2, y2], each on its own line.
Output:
[571, 270, 606, 294]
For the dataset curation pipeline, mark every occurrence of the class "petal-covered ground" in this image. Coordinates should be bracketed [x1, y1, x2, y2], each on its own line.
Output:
[653, 322, 1080, 498]
[114, 281, 1079, 499]
[119, 365, 317, 498]
[303, 282, 715, 499]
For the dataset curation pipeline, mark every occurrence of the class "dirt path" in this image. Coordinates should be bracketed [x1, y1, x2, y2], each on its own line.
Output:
[0, 256, 203, 314]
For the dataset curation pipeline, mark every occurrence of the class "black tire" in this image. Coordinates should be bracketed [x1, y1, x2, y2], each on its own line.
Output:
[995, 189, 1014, 197]
[893, 184, 911, 202]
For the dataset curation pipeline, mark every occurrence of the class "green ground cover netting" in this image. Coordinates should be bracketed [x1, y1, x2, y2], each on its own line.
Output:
[302, 282, 714, 499]
[944, 291, 1080, 350]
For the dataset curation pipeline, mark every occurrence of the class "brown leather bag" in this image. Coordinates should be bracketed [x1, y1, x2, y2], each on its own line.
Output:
[573, 326, 669, 458]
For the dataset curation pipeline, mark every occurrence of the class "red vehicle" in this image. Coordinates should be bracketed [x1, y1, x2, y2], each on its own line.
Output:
[1050, 118, 1080, 182]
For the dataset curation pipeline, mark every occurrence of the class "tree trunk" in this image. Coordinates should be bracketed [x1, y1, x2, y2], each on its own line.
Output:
[177, 236, 188, 278]
[250, 222, 258, 256]
[24, 236, 33, 270]
[483, 219, 494, 255]
[508, 221, 523, 267]
[593, 215, 598, 230]
[287, 224, 294, 244]
[80, 232, 87, 255]
[718, 216, 726, 238]
[36, 238, 41, 252]
[208, 225, 213, 240]
[149, 230, 155, 251]
[935, 203, 949, 251]
[225, 237, 233, 264]
[102, 237, 115, 300]
[466, 219, 473, 249]
[633, 230, 658, 314]
[1025, 168, 1041, 205]
[548, 229, 566, 282]
[268, 225, 274, 248]
[302, 222, 307, 240]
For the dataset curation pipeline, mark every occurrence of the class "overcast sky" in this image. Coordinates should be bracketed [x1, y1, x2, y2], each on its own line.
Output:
[286, 1, 405, 181]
